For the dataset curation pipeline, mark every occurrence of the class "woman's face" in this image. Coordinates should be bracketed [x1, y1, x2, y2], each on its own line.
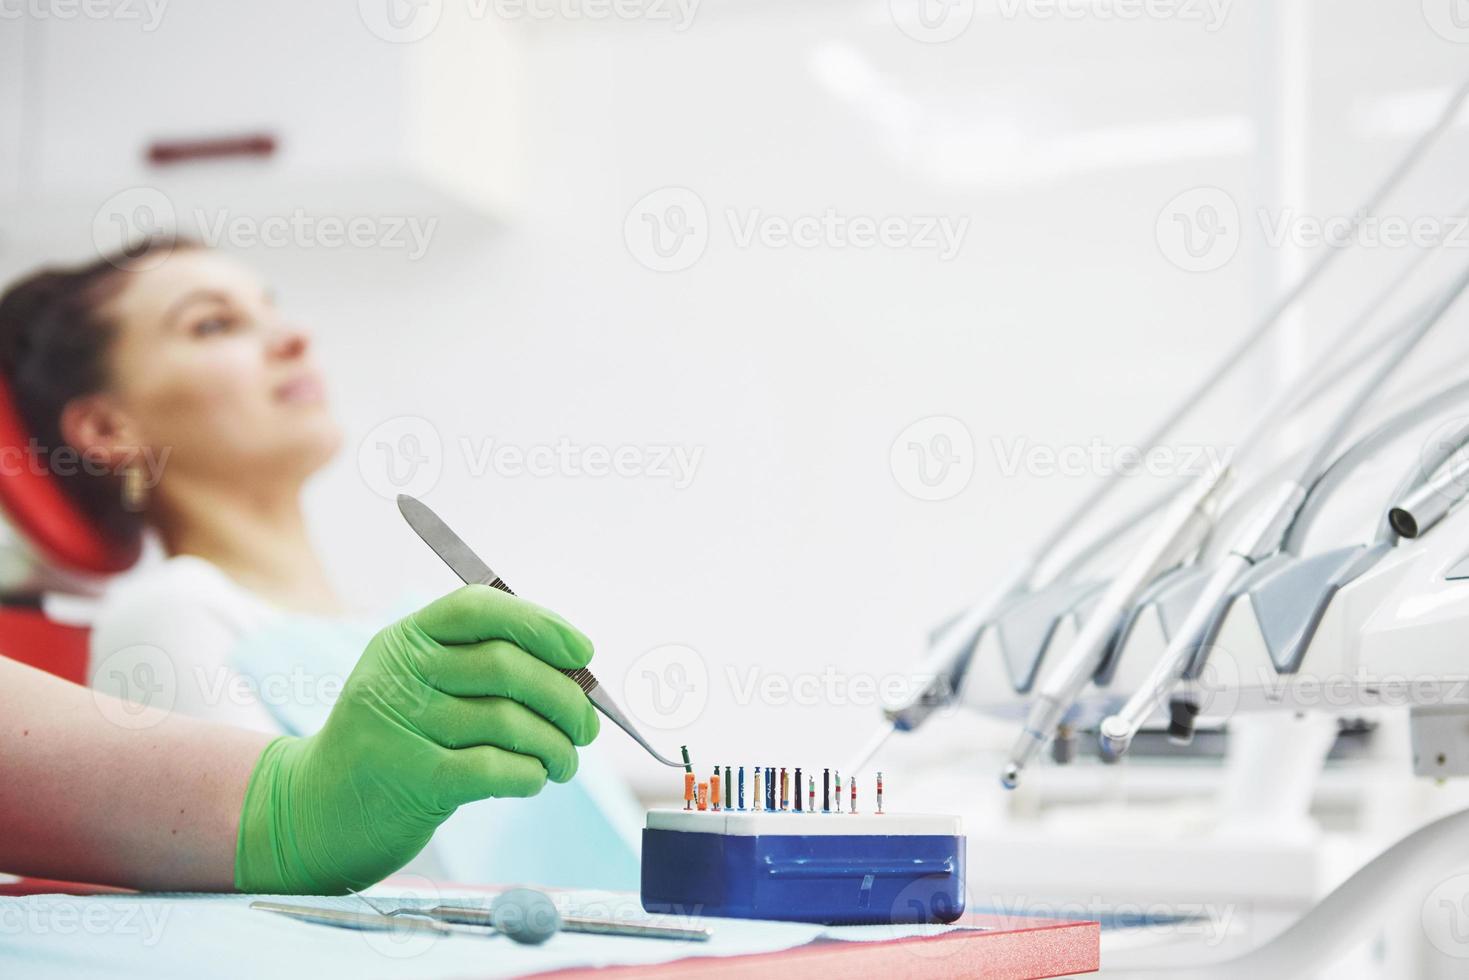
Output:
[95, 249, 342, 489]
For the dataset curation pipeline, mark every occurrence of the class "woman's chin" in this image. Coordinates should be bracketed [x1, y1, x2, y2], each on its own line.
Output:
[281, 415, 345, 475]
[307, 421, 346, 469]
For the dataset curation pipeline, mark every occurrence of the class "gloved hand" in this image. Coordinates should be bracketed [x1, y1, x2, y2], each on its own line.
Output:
[234, 584, 600, 894]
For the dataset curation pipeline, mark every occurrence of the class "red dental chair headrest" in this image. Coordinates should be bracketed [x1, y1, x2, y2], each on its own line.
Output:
[0, 372, 141, 575]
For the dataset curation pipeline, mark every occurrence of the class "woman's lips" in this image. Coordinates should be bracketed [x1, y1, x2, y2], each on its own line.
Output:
[275, 375, 325, 405]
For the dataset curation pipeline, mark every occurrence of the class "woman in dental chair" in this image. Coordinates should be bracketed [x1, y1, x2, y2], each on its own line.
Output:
[0, 238, 639, 889]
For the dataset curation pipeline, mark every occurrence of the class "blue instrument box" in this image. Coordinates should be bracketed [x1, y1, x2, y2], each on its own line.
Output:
[640, 809, 965, 925]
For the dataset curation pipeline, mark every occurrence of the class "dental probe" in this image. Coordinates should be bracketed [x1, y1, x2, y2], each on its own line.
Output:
[1099, 259, 1469, 758]
[397, 494, 685, 769]
[853, 75, 1469, 775]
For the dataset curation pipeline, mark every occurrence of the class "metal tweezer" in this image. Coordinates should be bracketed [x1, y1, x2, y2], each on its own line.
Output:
[397, 494, 684, 768]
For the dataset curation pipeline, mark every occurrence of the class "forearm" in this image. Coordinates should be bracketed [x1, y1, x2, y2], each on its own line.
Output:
[0, 655, 272, 891]
[0, 586, 598, 896]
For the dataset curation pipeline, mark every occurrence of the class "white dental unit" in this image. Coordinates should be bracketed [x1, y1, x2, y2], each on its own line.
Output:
[853, 76, 1469, 979]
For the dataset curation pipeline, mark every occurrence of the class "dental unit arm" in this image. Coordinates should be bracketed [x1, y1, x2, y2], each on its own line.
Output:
[1097, 261, 1469, 762]
[849, 74, 1469, 778]
[1000, 251, 1469, 784]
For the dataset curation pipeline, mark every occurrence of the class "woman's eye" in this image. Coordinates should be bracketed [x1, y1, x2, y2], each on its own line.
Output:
[191, 317, 233, 337]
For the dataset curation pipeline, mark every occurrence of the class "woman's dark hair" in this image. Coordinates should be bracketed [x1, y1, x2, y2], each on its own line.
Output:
[0, 236, 192, 542]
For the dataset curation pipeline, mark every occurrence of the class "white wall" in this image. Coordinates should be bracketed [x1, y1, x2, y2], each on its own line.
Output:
[306, 1, 1267, 787]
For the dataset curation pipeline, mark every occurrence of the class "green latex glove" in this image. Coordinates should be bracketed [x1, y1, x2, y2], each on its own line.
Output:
[234, 584, 600, 894]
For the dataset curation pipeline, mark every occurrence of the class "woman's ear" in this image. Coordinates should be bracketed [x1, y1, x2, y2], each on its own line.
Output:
[58, 393, 143, 470]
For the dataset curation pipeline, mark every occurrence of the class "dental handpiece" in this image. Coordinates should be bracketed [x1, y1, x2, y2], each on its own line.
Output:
[987, 78, 1469, 786]
[1099, 257, 1469, 758]
[846, 572, 1028, 773]
[1098, 481, 1306, 757]
[1000, 465, 1232, 789]
[858, 74, 1469, 782]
